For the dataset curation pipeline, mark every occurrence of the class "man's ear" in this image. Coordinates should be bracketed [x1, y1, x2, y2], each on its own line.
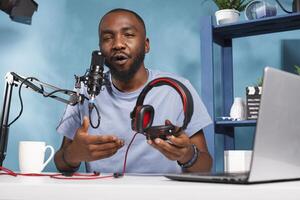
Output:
[145, 38, 150, 53]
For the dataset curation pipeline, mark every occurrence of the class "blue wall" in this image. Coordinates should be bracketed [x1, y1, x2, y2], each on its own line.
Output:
[0, 0, 299, 172]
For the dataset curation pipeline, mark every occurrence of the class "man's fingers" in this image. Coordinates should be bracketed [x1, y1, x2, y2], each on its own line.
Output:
[150, 138, 181, 159]
[80, 116, 90, 133]
[85, 134, 120, 145]
[164, 119, 190, 147]
[167, 134, 190, 148]
[88, 141, 124, 152]
[82, 139, 124, 161]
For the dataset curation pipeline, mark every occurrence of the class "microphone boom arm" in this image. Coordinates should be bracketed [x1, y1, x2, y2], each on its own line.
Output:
[0, 72, 86, 166]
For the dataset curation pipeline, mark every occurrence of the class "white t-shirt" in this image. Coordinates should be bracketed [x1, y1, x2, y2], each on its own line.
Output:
[56, 69, 212, 173]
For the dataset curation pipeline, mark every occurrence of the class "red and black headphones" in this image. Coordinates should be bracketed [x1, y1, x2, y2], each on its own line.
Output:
[130, 77, 194, 140]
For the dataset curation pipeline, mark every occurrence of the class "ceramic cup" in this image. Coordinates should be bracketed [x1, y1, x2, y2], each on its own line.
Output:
[19, 141, 54, 173]
[224, 150, 252, 173]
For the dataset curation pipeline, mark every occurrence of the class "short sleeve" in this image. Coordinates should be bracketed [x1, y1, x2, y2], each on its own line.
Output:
[56, 104, 82, 140]
[180, 80, 212, 137]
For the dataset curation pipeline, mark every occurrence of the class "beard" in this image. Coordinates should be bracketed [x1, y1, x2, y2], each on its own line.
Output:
[106, 50, 145, 83]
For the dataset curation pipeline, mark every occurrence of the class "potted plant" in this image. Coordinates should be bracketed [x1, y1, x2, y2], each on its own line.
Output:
[294, 65, 300, 75]
[213, 0, 250, 25]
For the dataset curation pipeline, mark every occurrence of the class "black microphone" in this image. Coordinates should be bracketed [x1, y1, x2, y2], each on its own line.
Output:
[87, 50, 105, 100]
[86, 50, 104, 129]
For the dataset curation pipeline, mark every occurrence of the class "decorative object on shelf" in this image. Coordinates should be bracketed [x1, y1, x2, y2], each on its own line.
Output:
[218, 116, 239, 121]
[294, 65, 300, 75]
[246, 86, 262, 119]
[230, 97, 246, 120]
[213, 0, 251, 25]
[245, 0, 277, 20]
[245, 0, 300, 21]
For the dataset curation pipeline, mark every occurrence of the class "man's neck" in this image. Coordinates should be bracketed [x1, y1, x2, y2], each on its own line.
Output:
[112, 66, 148, 92]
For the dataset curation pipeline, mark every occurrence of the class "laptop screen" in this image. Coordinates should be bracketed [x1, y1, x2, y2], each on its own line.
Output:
[248, 67, 300, 182]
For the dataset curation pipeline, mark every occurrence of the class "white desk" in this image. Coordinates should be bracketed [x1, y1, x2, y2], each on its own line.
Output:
[1, 174, 300, 200]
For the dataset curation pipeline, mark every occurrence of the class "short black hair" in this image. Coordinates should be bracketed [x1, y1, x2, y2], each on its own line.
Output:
[99, 8, 146, 34]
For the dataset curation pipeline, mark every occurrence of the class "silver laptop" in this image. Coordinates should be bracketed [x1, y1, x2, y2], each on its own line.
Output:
[165, 67, 300, 184]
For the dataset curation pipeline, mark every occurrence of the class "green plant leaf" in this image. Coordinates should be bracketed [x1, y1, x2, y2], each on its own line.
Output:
[294, 65, 300, 75]
[212, 0, 251, 11]
[256, 77, 263, 87]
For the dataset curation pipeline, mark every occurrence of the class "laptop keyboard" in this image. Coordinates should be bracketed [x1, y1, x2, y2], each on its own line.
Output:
[178, 172, 249, 183]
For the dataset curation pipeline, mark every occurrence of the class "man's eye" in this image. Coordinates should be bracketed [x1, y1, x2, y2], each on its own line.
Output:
[102, 35, 113, 41]
[125, 33, 135, 37]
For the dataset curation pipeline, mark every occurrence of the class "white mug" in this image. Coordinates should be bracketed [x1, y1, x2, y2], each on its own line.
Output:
[224, 150, 252, 173]
[19, 141, 54, 173]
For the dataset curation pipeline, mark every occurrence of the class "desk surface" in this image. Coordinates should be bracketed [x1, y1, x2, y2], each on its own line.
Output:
[1, 173, 300, 200]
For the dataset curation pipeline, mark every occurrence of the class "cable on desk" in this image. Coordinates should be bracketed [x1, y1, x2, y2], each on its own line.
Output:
[0, 132, 140, 180]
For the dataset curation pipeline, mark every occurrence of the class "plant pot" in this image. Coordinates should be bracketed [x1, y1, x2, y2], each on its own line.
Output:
[215, 9, 240, 25]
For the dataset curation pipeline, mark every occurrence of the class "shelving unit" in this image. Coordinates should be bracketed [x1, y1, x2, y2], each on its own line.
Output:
[200, 13, 300, 172]
[215, 120, 256, 127]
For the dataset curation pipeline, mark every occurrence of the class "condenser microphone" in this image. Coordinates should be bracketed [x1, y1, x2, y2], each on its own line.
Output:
[86, 50, 105, 101]
[86, 50, 104, 129]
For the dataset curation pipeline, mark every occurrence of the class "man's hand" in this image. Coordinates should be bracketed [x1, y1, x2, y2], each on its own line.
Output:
[65, 116, 124, 166]
[147, 120, 194, 164]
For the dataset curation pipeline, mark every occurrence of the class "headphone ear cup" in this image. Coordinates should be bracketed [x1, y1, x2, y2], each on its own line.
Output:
[146, 124, 176, 140]
[135, 105, 154, 133]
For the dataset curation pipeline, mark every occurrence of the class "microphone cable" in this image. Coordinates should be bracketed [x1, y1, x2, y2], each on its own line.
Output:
[0, 132, 140, 180]
[0, 166, 114, 180]
[8, 76, 89, 127]
[88, 101, 100, 129]
[8, 77, 40, 126]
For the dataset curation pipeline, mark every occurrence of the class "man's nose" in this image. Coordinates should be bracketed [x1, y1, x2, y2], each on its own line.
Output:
[112, 35, 126, 50]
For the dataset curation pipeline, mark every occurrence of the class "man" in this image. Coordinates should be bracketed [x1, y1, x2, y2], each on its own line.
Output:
[54, 8, 212, 174]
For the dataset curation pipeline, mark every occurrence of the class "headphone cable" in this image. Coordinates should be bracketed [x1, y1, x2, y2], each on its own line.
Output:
[0, 132, 140, 179]
[121, 132, 139, 175]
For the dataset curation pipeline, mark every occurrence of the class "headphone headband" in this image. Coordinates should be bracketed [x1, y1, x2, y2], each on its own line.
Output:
[132, 77, 193, 130]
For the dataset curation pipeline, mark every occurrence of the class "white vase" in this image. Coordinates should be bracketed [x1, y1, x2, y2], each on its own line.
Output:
[215, 9, 240, 25]
[230, 97, 246, 120]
